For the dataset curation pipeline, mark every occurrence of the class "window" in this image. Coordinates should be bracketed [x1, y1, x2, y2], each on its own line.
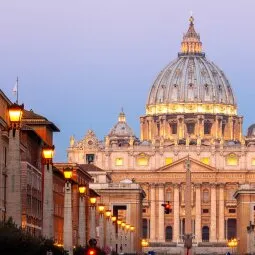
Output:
[202, 226, 209, 242]
[165, 157, 173, 165]
[202, 189, 210, 203]
[115, 158, 123, 166]
[226, 154, 238, 166]
[170, 123, 177, 134]
[165, 226, 173, 241]
[202, 209, 209, 214]
[201, 157, 210, 165]
[186, 123, 195, 134]
[165, 190, 171, 202]
[86, 154, 94, 164]
[204, 122, 212, 135]
[229, 209, 236, 214]
[137, 154, 149, 166]
[252, 158, 255, 166]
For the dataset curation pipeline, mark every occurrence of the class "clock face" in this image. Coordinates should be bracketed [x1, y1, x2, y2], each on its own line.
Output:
[88, 140, 93, 146]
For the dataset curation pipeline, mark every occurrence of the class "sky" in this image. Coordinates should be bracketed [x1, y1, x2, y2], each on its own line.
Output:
[1, 1, 255, 161]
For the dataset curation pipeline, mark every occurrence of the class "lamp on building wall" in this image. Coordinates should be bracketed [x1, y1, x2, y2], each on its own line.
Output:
[89, 196, 97, 239]
[42, 145, 55, 239]
[6, 103, 24, 227]
[98, 205, 105, 248]
[78, 184, 86, 247]
[63, 167, 73, 255]
[8, 103, 24, 137]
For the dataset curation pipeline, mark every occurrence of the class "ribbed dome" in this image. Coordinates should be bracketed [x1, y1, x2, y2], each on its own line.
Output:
[146, 17, 237, 116]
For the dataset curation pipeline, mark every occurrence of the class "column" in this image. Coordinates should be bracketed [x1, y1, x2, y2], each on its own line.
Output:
[99, 214, 104, 248]
[195, 184, 201, 242]
[158, 184, 165, 242]
[78, 196, 86, 246]
[150, 184, 156, 241]
[6, 130, 22, 227]
[89, 207, 96, 239]
[210, 184, 217, 242]
[42, 164, 54, 239]
[64, 182, 73, 255]
[173, 184, 180, 242]
[218, 184, 225, 242]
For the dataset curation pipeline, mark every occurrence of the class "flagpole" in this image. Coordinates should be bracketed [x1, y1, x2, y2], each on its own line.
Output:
[16, 77, 18, 104]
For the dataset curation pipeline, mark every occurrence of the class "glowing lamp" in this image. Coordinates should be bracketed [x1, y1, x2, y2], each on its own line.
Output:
[105, 209, 111, 218]
[8, 103, 24, 123]
[130, 226, 135, 231]
[42, 145, 55, 169]
[98, 205, 105, 214]
[125, 224, 130, 230]
[63, 167, 73, 180]
[111, 216, 117, 222]
[141, 239, 149, 247]
[90, 197, 97, 205]
[121, 222, 126, 228]
[78, 184, 86, 194]
[117, 220, 122, 225]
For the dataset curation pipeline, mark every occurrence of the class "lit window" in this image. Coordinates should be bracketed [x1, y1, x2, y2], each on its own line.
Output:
[115, 158, 123, 166]
[137, 154, 149, 166]
[252, 158, 255, 166]
[165, 157, 173, 165]
[226, 154, 238, 166]
[201, 157, 210, 165]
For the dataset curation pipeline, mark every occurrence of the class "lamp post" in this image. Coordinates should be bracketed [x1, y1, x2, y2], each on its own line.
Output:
[89, 197, 97, 239]
[6, 103, 24, 227]
[125, 224, 130, 253]
[42, 145, 55, 239]
[111, 216, 117, 253]
[78, 184, 86, 246]
[63, 167, 73, 255]
[98, 205, 105, 248]
[105, 209, 112, 248]
[121, 222, 126, 253]
[117, 220, 122, 254]
[130, 226, 135, 253]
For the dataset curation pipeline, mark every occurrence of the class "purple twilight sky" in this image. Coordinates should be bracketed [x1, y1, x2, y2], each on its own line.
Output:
[1, 0, 255, 161]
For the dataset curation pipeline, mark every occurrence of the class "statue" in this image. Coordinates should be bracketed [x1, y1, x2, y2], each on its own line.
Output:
[70, 135, 75, 147]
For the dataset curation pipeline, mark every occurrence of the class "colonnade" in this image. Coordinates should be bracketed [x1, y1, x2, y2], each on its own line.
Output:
[149, 183, 226, 243]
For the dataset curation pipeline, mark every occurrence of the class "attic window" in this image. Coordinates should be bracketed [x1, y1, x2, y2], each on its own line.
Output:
[115, 158, 123, 166]
[226, 154, 238, 166]
[137, 155, 149, 166]
[201, 157, 210, 165]
[165, 157, 173, 165]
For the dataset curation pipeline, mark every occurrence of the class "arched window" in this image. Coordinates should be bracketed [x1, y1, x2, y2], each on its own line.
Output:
[165, 226, 173, 241]
[202, 189, 210, 203]
[202, 226, 209, 242]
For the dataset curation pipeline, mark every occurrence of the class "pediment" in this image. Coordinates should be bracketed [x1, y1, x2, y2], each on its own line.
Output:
[155, 156, 217, 173]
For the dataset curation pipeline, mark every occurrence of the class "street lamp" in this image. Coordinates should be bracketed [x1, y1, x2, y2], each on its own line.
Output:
[125, 224, 130, 253]
[78, 184, 86, 246]
[89, 196, 97, 239]
[130, 226, 135, 253]
[228, 238, 238, 254]
[98, 205, 105, 248]
[105, 210, 112, 248]
[42, 145, 55, 239]
[8, 103, 24, 137]
[6, 103, 24, 227]
[111, 216, 117, 252]
[63, 167, 73, 255]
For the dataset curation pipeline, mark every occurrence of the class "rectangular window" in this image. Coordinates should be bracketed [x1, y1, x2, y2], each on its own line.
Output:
[252, 159, 255, 166]
[201, 157, 210, 165]
[86, 154, 94, 164]
[204, 122, 212, 135]
[202, 209, 209, 214]
[170, 123, 177, 134]
[187, 123, 195, 134]
[137, 157, 148, 166]
[115, 158, 123, 166]
[165, 157, 173, 165]
[229, 209, 236, 214]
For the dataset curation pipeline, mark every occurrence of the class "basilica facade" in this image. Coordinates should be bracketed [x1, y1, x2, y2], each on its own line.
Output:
[67, 17, 255, 252]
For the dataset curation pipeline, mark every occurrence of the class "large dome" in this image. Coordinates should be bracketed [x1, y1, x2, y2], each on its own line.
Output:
[146, 17, 237, 116]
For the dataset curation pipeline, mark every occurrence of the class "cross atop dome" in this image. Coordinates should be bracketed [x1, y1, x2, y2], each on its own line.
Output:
[181, 16, 203, 54]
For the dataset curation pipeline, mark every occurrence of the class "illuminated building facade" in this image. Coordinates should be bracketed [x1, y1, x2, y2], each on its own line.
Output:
[67, 17, 255, 253]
